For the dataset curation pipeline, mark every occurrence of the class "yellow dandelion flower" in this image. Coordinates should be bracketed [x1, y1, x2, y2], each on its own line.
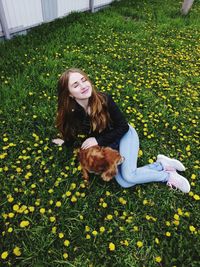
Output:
[186, 145, 190, 151]
[155, 256, 162, 263]
[191, 174, 196, 180]
[166, 232, 171, 237]
[63, 253, 68, 259]
[146, 215, 151, 220]
[136, 241, 143, 248]
[2, 213, 8, 219]
[77, 165, 82, 171]
[109, 242, 115, 251]
[64, 240, 70, 247]
[8, 227, 13, 233]
[143, 199, 148, 205]
[148, 159, 154, 164]
[106, 214, 113, 220]
[71, 196, 77, 202]
[177, 208, 183, 216]
[8, 196, 14, 203]
[8, 212, 14, 218]
[40, 208, 45, 214]
[29, 206, 35, 212]
[50, 216, 56, 222]
[65, 191, 71, 197]
[92, 230, 98, 236]
[75, 192, 80, 197]
[13, 204, 19, 211]
[1, 251, 8, 259]
[184, 212, 190, 217]
[55, 201, 62, 207]
[118, 197, 127, 205]
[120, 240, 129, 246]
[59, 232, 64, 239]
[13, 246, 21, 256]
[70, 183, 76, 190]
[48, 189, 54, 194]
[86, 234, 91, 239]
[100, 226, 105, 233]
[173, 220, 179, 226]
[189, 191, 194, 197]
[189, 225, 196, 232]
[20, 220, 30, 228]
[48, 199, 54, 205]
[174, 214, 179, 220]
[52, 227, 57, 234]
[102, 202, 108, 208]
[80, 183, 86, 188]
[193, 194, 200, 200]
[85, 225, 90, 232]
[16, 167, 22, 173]
[114, 210, 119, 216]
[138, 149, 143, 157]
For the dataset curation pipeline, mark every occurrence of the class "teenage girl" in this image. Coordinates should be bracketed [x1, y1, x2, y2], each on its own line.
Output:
[53, 68, 190, 193]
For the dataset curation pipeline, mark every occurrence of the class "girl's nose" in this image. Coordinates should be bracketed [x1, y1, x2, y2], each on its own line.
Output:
[79, 82, 85, 88]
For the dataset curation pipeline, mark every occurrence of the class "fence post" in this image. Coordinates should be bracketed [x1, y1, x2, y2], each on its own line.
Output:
[0, 0, 10, 39]
[181, 0, 194, 15]
[90, 0, 94, 13]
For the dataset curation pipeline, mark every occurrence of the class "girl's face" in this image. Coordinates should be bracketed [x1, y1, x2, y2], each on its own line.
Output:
[68, 72, 92, 100]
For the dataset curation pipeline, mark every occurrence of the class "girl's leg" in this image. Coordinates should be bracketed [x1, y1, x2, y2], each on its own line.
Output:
[115, 126, 169, 187]
[115, 165, 136, 188]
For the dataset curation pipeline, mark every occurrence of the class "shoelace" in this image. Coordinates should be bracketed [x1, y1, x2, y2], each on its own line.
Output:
[164, 166, 176, 171]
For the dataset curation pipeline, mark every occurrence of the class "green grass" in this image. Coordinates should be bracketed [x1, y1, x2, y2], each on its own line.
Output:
[0, 0, 200, 266]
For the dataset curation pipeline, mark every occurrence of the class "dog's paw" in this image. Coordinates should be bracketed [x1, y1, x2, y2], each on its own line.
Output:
[101, 174, 113, 182]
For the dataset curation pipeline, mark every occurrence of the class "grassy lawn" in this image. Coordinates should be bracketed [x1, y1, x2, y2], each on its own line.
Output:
[0, 0, 199, 266]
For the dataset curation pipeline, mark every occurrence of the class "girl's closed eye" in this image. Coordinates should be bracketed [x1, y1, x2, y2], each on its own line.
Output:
[81, 77, 87, 82]
[73, 82, 78, 88]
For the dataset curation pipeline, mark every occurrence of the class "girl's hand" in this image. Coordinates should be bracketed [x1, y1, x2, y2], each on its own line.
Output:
[52, 138, 64, 146]
[81, 137, 98, 149]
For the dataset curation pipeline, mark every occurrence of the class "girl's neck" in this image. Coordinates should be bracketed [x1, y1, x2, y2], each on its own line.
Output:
[75, 98, 89, 112]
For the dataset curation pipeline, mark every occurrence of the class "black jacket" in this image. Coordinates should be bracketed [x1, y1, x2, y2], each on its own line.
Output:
[64, 94, 129, 150]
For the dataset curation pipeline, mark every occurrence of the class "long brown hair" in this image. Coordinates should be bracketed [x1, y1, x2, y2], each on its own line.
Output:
[56, 68, 110, 141]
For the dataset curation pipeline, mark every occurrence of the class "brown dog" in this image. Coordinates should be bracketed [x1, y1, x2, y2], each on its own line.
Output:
[78, 145, 124, 182]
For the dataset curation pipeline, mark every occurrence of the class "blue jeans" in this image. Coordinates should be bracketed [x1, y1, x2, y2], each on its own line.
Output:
[115, 125, 169, 188]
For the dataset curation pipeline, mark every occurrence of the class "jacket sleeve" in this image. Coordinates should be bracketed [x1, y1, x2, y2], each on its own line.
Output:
[95, 94, 129, 146]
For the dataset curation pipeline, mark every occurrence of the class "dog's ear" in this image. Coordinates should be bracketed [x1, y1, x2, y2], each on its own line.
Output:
[101, 165, 117, 181]
[103, 148, 117, 164]
[93, 157, 109, 172]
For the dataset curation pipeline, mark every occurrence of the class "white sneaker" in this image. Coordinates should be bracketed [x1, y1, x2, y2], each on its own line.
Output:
[157, 154, 186, 172]
[167, 171, 190, 193]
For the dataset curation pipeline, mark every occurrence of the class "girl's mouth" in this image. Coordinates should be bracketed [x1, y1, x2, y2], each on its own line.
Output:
[81, 87, 89, 94]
